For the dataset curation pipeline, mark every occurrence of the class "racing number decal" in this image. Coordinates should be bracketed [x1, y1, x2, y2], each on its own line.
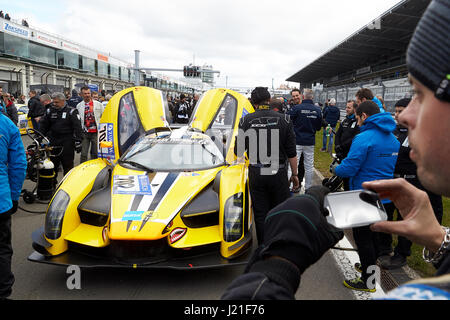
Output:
[115, 176, 135, 189]
[113, 175, 152, 195]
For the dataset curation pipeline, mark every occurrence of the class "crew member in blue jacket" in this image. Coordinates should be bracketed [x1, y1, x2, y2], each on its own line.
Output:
[332, 100, 399, 292]
[0, 105, 27, 300]
[287, 89, 322, 190]
[321, 98, 341, 153]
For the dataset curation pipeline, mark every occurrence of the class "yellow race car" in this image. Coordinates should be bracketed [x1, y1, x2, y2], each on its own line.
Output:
[16, 104, 33, 135]
[29, 87, 255, 269]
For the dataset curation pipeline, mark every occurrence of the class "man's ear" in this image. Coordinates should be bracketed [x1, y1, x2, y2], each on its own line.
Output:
[361, 113, 368, 121]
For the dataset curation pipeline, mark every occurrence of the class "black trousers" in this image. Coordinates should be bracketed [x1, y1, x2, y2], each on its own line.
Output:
[0, 214, 13, 298]
[51, 138, 75, 179]
[248, 167, 291, 244]
[353, 225, 382, 282]
[298, 153, 305, 186]
[376, 178, 443, 257]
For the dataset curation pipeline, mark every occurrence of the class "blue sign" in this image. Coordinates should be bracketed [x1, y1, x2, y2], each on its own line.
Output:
[3, 22, 29, 38]
[122, 211, 144, 221]
[88, 84, 99, 92]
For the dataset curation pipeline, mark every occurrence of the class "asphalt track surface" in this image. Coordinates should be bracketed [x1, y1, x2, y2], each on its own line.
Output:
[9, 135, 355, 300]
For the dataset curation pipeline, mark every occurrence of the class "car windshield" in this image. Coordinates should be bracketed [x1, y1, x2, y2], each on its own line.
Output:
[121, 130, 225, 171]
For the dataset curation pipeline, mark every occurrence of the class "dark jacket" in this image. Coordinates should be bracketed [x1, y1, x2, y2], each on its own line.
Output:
[39, 104, 83, 143]
[174, 101, 191, 124]
[323, 105, 341, 127]
[4, 101, 18, 126]
[67, 91, 83, 109]
[27, 96, 45, 119]
[393, 125, 416, 176]
[287, 99, 322, 146]
[334, 113, 359, 159]
[235, 108, 297, 166]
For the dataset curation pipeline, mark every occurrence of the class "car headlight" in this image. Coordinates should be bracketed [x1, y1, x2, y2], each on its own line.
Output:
[224, 192, 243, 242]
[45, 189, 70, 240]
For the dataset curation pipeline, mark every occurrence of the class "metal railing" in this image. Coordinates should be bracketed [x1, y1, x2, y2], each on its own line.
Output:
[313, 80, 412, 115]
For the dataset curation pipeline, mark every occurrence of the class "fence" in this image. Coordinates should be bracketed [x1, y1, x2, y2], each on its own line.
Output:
[313, 81, 413, 116]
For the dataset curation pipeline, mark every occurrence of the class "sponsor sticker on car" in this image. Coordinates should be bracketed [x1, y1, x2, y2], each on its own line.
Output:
[98, 123, 115, 160]
[122, 211, 144, 221]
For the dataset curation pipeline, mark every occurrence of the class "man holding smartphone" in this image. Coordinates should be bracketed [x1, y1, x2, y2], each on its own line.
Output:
[332, 101, 399, 292]
[378, 98, 443, 270]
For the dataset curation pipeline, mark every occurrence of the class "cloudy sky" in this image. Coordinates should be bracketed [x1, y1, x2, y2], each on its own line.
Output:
[1, 0, 401, 89]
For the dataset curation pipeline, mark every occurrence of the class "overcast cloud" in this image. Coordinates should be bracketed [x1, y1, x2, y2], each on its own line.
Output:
[2, 0, 401, 89]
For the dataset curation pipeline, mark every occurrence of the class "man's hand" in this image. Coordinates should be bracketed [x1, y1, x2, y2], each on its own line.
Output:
[363, 179, 445, 253]
[247, 189, 343, 275]
[330, 162, 339, 174]
[75, 141, 82, 153]
[290, 175, 300, 190]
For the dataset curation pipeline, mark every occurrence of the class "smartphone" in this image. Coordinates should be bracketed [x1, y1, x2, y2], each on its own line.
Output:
[324, 190, 387, 229]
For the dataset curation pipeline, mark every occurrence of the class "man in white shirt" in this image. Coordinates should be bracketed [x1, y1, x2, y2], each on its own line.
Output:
[76, 86, 105, 163]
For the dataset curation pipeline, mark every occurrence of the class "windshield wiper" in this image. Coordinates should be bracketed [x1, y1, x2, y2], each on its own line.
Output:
[201, 143, 219, 164]
[119, 160, 155, 172]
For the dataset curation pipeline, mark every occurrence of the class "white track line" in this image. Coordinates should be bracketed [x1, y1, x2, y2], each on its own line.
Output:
[314, 169, 386, 300]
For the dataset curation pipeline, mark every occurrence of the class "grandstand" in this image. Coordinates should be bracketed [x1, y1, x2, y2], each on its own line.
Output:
[286, 0, 430, 112]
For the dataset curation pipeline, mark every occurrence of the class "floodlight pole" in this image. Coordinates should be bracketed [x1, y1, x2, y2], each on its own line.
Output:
[134, 50, 141, 86]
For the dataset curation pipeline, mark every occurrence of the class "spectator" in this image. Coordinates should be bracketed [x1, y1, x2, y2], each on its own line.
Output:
[76, 86, 105, 163]
[222, 0, 450, 300]
[66, 89, 82, 108]
[2, 93, 18, 126]
[174, 94, 190, 124]
[39, 94, 52, 112]
[287, 89, 304, 192]
[0, 11, 4, 19]
[17, 94, 26, 104]
[21, 19, 28, 27]
[366, 0, 450, 297]
[377, 95, 387, 112]
[269, 98, 283, 113]
[334, 100, 360, 190]
[191, 93, 200, 110]
[4, 13, 10, 20]
[102, 94, 112, 108]
[321, 98, 340, 153]
[0, 101, 27, 300]
[27, 90, 45, 131]
[355, 88, 385, 113]
[0, 86, 5, 110]
[378, 98, 443, 270]
[287, 88, 322, 190]
[332, 101, 400, 292]
[91, 91, 99, 101]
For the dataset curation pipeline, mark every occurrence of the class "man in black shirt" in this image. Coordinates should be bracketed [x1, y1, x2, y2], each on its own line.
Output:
[39, 92, 83, 180]
[235, 87, 298, 244]
[334, 100, 360, 190]
[27, 90, 45, 131]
